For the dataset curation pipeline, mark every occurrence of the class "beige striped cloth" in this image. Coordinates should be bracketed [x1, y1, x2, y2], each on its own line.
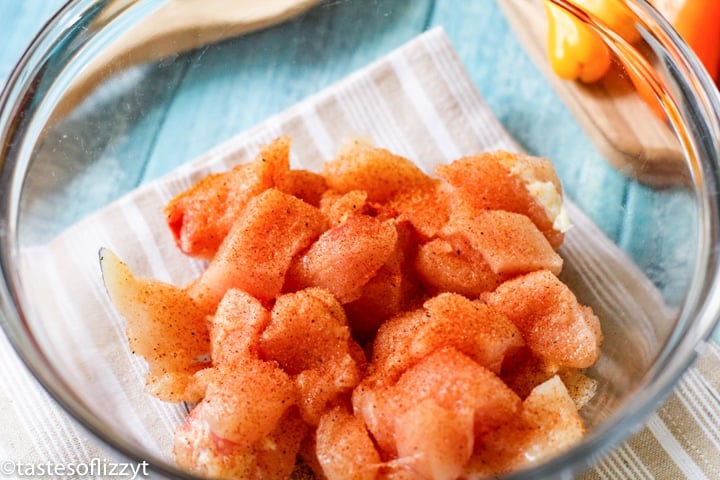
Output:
[3, 27, 719, 479]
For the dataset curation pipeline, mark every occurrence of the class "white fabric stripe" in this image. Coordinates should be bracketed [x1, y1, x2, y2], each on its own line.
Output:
[120, 202, 173, 281]
[600, 451, 627, 479]
[696, 344, 720, 400]
[606, 448, 642, 480]
[685, 369, 720, 435]
[388, 53, 462, 161]
[593, 463, 611, 480]
[678, 371, 720, 449]
[422, 32, 515, 151]
[341, 82, 401, 155]
[300, 104, 335, 163]
[624, 442, 655, 479]
[155, 182, 177, 206]
[344, 74, 418, 158]
[595, 453, 624, 480]
[617, 443, 654, 480]
[219, 143, 251, 171]
[647, 412, 709, 480]
[0, 335, 67, 461]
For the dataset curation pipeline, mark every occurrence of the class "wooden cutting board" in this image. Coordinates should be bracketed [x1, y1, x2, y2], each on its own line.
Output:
[498, 0, 687, 187]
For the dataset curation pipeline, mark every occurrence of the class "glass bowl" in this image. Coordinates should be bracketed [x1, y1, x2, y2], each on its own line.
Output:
[1, 0, 719, 478]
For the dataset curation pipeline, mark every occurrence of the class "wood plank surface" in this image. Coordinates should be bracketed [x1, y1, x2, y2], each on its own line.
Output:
[142, 0, 435, 180]
[0, 1, 67, 82]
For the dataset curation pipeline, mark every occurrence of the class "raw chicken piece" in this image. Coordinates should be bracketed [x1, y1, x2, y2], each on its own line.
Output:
[498, 346, 560, 400]
[316, 406, 382, 480]
[394, 399, 473, 480]
[344, 220, 421, 342]
[276, 168, 328, 207]
[466, 375, 586, 477]
[320, 190, 369, 226]
[351, 380, 398, 456]
[210, 288, 269, 366]
[355, 347, 521, 460]
[188, 188, 327, 307]
[99, 248, 210, 402]
[436, 151, 566, 248]
[440, 209, 563, 276]
[414, 238, 507, 298]
[483, 270, 602, 369]
[174, 405, 306, 480]
[165, 136, 291, 259]
[390, 181, 450, 239]
[285, 215, 398, 304]
[259, 288, 350, 374]
[500, 346, 598, 409]
[392, 347, 522, 437]
[259, 288, 364, 425]
[294, 355, 363, 426]
[199, 358, 296, 447]
[369, 293, 524, 381]
[323, 138, 434, 203]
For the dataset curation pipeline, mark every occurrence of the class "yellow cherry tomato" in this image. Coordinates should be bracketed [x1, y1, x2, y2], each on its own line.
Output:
[543, 0, 613, 83]
[576, 0, 641, 44]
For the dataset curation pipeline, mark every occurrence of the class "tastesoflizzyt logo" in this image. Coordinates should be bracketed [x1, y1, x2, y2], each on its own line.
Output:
[0, 458, 149, 479]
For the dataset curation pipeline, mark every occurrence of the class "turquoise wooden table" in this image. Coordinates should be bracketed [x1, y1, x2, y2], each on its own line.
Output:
[0, 0, 628, 233]
[2, 1, 720, 479]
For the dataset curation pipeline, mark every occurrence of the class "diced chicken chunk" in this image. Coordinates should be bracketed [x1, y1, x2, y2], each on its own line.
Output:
[370, 293, 524, 381]
[323, 139, 434, 203]
[189, 188, 327, 307]
[414, 238, 506, 298]
[285, 215, 398, 304]
[441, 209, 563, 276]
[260, 288, 363, 425]
[165, 136, 291, 259]
[210, 288, 269, 366]
[483, 270, 603, 369]
[316, 406, 381, 480]
[467, 375, 586, 476]
[99, 248, 210, 402]
[436, 151, 565, 248]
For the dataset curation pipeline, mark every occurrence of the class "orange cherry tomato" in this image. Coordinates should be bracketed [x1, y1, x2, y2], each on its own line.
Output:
[671, 0, 720, 83]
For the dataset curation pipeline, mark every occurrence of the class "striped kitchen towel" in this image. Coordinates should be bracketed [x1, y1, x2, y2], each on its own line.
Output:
[3, 26, 719, 479]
